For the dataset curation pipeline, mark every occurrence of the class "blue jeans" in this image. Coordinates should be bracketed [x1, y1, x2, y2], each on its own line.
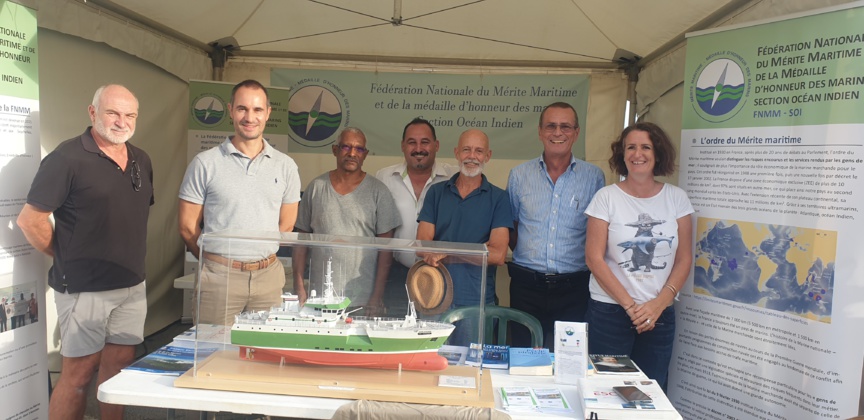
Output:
[447, 316, 479, 347]
[382, 261, 411, 317]
[444, 304, 499, 348]
[586, 299, 676, 390]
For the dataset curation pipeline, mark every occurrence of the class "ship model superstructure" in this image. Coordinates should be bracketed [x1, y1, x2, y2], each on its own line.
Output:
[231, 258, 455, 371]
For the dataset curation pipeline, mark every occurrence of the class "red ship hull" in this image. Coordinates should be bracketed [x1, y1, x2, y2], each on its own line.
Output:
[238, 346, 449, 371]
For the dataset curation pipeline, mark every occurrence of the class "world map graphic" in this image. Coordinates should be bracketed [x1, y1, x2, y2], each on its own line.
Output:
[693, 218, 835, 323]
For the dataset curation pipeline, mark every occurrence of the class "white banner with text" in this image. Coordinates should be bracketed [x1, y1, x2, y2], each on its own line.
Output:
[673, 4, 864, 419]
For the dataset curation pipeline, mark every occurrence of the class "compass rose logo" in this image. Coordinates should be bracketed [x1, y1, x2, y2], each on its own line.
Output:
[191, 94, 227, 127]
[690, 52, 750, 123]
[287, 85, 345, 147]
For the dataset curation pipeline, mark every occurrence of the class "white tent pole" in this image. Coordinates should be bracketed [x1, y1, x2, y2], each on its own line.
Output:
[392, 0, 403, 25]
[626, 66, 639, 126]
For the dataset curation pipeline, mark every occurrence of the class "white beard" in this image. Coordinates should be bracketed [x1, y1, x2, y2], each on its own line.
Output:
[459, 159, 484, 177]
[94, 118, 134, 144]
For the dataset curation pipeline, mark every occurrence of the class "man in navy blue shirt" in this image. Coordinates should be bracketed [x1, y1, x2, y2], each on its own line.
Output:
[418, 129, 512, 345]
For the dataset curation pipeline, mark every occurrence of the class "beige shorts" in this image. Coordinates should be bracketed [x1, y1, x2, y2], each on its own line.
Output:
[54, 282, 147, 358]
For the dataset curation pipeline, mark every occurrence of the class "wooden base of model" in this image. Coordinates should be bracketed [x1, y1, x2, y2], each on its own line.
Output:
[175, 350, 494, 408]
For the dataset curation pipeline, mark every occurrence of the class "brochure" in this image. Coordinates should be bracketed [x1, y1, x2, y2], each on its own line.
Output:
[499, 386, 573, 414]
[173, 324, 231, 345]
[553, 321, 588, 384]
[465, 343, 509, 369]
[438, 345, 469, 365]
[589, 354, 642, 375]
[122, 344, 218, 376]
[580, 378, 677, 420]
[508, 347, 553, 376]
[499, 387, 539, 412]
[533, 387, 573, 412]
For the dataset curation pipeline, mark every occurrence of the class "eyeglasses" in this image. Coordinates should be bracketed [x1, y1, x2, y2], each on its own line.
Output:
[337, 144, 368, 154]
[131, 160, 141, 192]
[542, 123, 577, 134]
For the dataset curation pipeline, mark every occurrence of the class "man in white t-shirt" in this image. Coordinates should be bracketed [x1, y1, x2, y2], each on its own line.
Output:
[375, 118, 457, 315]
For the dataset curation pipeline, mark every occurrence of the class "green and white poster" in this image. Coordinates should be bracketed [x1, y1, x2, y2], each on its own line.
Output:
[188, 80, 291, 162]
[0, 1, 47, 419]
[674, 4, 864, 419]
[271, 69, 591, 159]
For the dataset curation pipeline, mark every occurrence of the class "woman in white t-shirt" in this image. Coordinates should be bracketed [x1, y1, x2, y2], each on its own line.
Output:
[584, 122, 694, 390]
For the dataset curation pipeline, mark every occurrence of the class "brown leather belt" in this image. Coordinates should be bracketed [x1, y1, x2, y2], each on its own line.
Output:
[202, 252, 278, 272]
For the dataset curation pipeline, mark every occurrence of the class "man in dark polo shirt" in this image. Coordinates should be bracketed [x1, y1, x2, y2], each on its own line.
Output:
[417, 129, 513, 346]
[17, 84, 153, 420]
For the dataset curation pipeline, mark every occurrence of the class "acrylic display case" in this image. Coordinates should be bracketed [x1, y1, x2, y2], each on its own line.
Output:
[174, 229, 495, 407]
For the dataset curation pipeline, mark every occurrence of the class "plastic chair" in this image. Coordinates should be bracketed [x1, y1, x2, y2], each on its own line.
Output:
[440, 306, 544, 348]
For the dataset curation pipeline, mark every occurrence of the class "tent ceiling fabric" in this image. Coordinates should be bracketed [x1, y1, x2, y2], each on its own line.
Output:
[97, 0, 742, 68]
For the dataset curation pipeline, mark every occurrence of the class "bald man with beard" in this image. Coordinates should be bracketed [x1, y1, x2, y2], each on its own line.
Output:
[417, 129, 513, 345]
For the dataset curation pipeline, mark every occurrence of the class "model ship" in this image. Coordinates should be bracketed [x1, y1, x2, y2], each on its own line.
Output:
[231, 258, 456, 371]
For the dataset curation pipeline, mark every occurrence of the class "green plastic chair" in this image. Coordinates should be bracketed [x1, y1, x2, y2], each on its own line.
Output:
[440, 306, 544, 348]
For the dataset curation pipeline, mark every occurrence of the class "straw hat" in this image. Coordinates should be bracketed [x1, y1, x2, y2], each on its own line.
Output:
[406, 260, 454, 316]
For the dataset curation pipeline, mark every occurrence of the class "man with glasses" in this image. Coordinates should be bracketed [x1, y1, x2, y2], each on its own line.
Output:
[293, 127, 400, 316]
[18, 84, 153, 420]
[375, 118, 457, 315]
[506, 102, 605, 348]
[179, 79, 301, 326]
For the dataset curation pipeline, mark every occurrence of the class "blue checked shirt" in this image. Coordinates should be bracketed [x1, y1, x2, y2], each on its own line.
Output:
[507, 155, 605, 274]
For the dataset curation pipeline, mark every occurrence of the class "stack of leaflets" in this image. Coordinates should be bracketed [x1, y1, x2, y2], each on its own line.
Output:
[508, 347, 553, 376]
[465, 343, 509, 369]
[172, 324, 231, 345]
[579, 378, 677, 419]
[122, 344, 218, 376]
[554, 321, 588, 383]
[499, 386, 573, 414]
[532, 387, 574, 413]
[499, 387, 539, 413]
[589, 354, 642, 375]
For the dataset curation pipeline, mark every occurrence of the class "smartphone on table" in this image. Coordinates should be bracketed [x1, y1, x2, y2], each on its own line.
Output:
[613, 386, 652, 403]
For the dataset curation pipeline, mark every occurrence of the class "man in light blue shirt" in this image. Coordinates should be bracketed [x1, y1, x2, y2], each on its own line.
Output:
[507, 102, 605, 348]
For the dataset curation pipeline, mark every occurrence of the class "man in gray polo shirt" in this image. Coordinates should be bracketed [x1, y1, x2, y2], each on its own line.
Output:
[179, 79, 301, 326]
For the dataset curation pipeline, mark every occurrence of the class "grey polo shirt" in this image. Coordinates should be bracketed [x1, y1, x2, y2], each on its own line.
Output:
[179, 137, 301, 260]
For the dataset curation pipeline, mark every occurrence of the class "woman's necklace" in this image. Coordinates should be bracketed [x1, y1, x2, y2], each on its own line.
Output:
[621, 179, 660, 198]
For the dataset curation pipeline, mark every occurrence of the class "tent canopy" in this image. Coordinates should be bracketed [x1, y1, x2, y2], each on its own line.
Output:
[90, 0, 749, 69]
[31, 0, 855, 367]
